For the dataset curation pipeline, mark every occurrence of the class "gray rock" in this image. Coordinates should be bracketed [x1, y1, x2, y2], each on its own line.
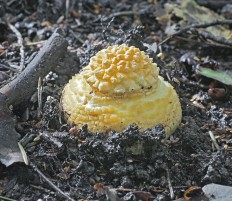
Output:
[203, 183, 232, 201]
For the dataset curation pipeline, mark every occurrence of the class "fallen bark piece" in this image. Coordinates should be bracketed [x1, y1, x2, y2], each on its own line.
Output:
[0, 93, 23, 166]
[202, 183, 232, 201]
[0, 28, 68, 107]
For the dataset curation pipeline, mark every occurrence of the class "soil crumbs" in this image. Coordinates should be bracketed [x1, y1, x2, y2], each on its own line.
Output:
[0, 0, 232, 201]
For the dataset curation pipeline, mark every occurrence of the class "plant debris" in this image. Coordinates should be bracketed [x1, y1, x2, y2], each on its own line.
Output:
[197, 67, 232, 85]
[0, 93, 23, 166]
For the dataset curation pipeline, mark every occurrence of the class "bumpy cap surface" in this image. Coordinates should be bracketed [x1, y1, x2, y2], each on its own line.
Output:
[62, 45, 182, 137]
[82, 45, 159, 95]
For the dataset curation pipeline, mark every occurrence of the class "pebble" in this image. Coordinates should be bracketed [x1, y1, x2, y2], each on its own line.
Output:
[203, 183, 232, 201]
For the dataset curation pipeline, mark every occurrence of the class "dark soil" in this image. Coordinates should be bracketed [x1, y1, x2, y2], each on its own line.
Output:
[0, 0, 232, 201]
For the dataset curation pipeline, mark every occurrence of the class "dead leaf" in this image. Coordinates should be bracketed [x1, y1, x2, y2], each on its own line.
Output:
[0, 93, 23, 166]
[0, 71, 9, 82]
[133, 191, 154, 201]
[157, 0, 232, 40]
[93, 184, 124, 201]
[94, 183, 106, 197]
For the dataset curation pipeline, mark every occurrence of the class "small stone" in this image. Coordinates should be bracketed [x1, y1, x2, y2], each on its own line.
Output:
[202, 183, 232, 201]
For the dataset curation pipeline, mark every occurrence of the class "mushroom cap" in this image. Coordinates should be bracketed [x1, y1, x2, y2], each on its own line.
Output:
[62, 45, 182, 137]
[81, 45, 159, 96]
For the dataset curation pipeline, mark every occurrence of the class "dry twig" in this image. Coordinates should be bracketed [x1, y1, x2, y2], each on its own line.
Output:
[31, 162, 75, 201]
[166, 167, 174, 199]
[65, 0, 70, 19]
[159, 19, 232, 47]
[0, 63, 19, 72]
[37, 77, 43, 117]
[105, 8, 148, 21]
[209, 131, 220, 151]
[198, 30, 232, 46]
[8, 23, 25, 70]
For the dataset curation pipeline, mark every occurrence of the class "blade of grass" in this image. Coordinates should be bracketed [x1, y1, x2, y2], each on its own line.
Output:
[0, 195, 17, 201]
[197, 67, 232, 85]
[18, 142, 29, 165]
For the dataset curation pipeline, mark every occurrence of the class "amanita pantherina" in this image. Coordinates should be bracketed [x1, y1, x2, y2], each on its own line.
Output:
[62, 45, 182, 137]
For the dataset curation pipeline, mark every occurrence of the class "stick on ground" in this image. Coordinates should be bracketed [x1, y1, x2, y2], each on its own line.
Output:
[0, 28, 68, 107]
[31, 162, 76, 201]
[8, 23, 25, 70]
[159, 19, 232, 47]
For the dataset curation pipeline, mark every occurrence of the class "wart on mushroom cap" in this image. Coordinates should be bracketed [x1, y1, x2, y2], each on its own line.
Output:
[62, 44, 182, 137]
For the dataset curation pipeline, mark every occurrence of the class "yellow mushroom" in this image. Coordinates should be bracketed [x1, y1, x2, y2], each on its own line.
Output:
[61, 44, 182, 137]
